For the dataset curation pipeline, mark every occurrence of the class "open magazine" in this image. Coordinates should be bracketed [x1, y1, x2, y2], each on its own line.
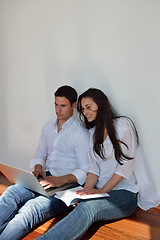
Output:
[54, 186, 110, 206]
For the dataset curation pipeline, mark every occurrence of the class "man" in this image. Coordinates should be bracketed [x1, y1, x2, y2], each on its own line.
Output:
[0, 85, 89, 240]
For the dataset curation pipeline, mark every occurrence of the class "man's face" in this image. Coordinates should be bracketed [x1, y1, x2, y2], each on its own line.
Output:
[54, 96, 76, 123]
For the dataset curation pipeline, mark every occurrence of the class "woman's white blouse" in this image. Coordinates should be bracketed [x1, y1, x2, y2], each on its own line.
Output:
[88, 118, 160, 210]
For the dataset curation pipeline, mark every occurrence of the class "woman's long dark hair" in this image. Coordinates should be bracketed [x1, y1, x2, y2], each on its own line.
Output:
[77, 88, 139, 165]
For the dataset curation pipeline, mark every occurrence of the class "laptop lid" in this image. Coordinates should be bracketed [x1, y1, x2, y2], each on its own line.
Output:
[0, 162, 71, 197]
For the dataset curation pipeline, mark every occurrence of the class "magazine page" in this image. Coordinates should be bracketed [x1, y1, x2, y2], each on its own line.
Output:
[54, 186, 109, 206]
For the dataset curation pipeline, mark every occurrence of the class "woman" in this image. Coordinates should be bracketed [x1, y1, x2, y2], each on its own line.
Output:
[37, 88, 160, 240]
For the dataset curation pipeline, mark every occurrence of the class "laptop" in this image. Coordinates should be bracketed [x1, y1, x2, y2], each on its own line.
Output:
[0, 162, 72, 197]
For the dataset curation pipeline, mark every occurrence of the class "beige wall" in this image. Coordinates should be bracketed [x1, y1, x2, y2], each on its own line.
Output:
[0, 0, 160, 193]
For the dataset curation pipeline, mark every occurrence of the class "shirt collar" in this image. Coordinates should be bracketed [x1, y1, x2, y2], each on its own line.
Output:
[52, 116, 75, 129]
[61, 116, 75, 129]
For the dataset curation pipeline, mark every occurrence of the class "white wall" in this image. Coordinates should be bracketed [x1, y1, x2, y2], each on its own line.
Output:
[0, 0, 160, 193]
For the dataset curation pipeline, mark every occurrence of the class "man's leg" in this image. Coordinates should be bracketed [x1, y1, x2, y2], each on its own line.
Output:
[0, 192, 69, 240]
[0, 184, 36, 233]
[36, 190, 137, 240]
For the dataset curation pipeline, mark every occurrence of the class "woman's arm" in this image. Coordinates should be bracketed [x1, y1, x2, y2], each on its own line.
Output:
[84, 172, 99, 188]
[101, 173, 123, 193]
[76, 172, 98, 195]
[78, 173, 123, 195]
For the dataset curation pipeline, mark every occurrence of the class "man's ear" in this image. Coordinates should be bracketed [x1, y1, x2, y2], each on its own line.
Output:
[72, 102, 77, 110]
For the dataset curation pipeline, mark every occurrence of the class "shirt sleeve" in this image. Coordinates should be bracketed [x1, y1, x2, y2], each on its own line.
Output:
[30, 124, 48, 171]
[71, 128, 90, 185]
[115, 121, 137, 179]
[87, 150, 100, 176]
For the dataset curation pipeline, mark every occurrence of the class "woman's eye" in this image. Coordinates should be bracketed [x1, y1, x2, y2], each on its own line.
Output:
[81, 106, 92, 111]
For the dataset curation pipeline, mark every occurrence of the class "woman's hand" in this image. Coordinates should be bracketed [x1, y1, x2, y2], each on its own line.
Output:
[73, 187, 106, 208]
[77, 187, 106, 195]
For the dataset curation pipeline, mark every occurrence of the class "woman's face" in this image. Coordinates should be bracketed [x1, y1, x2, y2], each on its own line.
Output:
[81, 97, 98, 122]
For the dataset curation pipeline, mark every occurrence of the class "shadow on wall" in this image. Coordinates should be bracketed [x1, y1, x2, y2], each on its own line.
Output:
[0, 52, 9, 165]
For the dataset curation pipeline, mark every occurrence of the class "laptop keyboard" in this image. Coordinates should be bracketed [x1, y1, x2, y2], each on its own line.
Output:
[45, 187, 57, 192]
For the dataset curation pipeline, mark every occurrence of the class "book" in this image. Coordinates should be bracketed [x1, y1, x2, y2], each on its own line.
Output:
[54, 186, 109, 206]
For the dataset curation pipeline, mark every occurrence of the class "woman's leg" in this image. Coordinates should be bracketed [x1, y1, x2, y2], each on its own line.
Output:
[36, 190, 137, 240]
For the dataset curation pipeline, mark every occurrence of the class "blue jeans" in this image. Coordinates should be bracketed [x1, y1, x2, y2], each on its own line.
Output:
[37, 190, 137, 240]
[0, 184, 75, 240]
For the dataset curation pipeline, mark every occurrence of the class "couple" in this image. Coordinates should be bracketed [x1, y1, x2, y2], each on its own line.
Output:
[0, 85, 159, 240]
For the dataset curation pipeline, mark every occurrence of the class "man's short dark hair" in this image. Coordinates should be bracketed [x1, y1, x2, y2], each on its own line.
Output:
[54, 85, 77, 105]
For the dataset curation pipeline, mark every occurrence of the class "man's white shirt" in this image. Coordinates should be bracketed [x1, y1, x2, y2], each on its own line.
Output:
[30, 117, 89, 185]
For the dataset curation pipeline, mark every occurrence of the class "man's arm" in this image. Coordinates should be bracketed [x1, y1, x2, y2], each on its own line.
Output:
[39, 174, 78, 189]
[30, 123, 49, 176]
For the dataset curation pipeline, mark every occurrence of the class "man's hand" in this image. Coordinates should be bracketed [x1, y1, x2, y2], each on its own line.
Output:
[33, 164, 45, 179]
[39, 176, 66, 190]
